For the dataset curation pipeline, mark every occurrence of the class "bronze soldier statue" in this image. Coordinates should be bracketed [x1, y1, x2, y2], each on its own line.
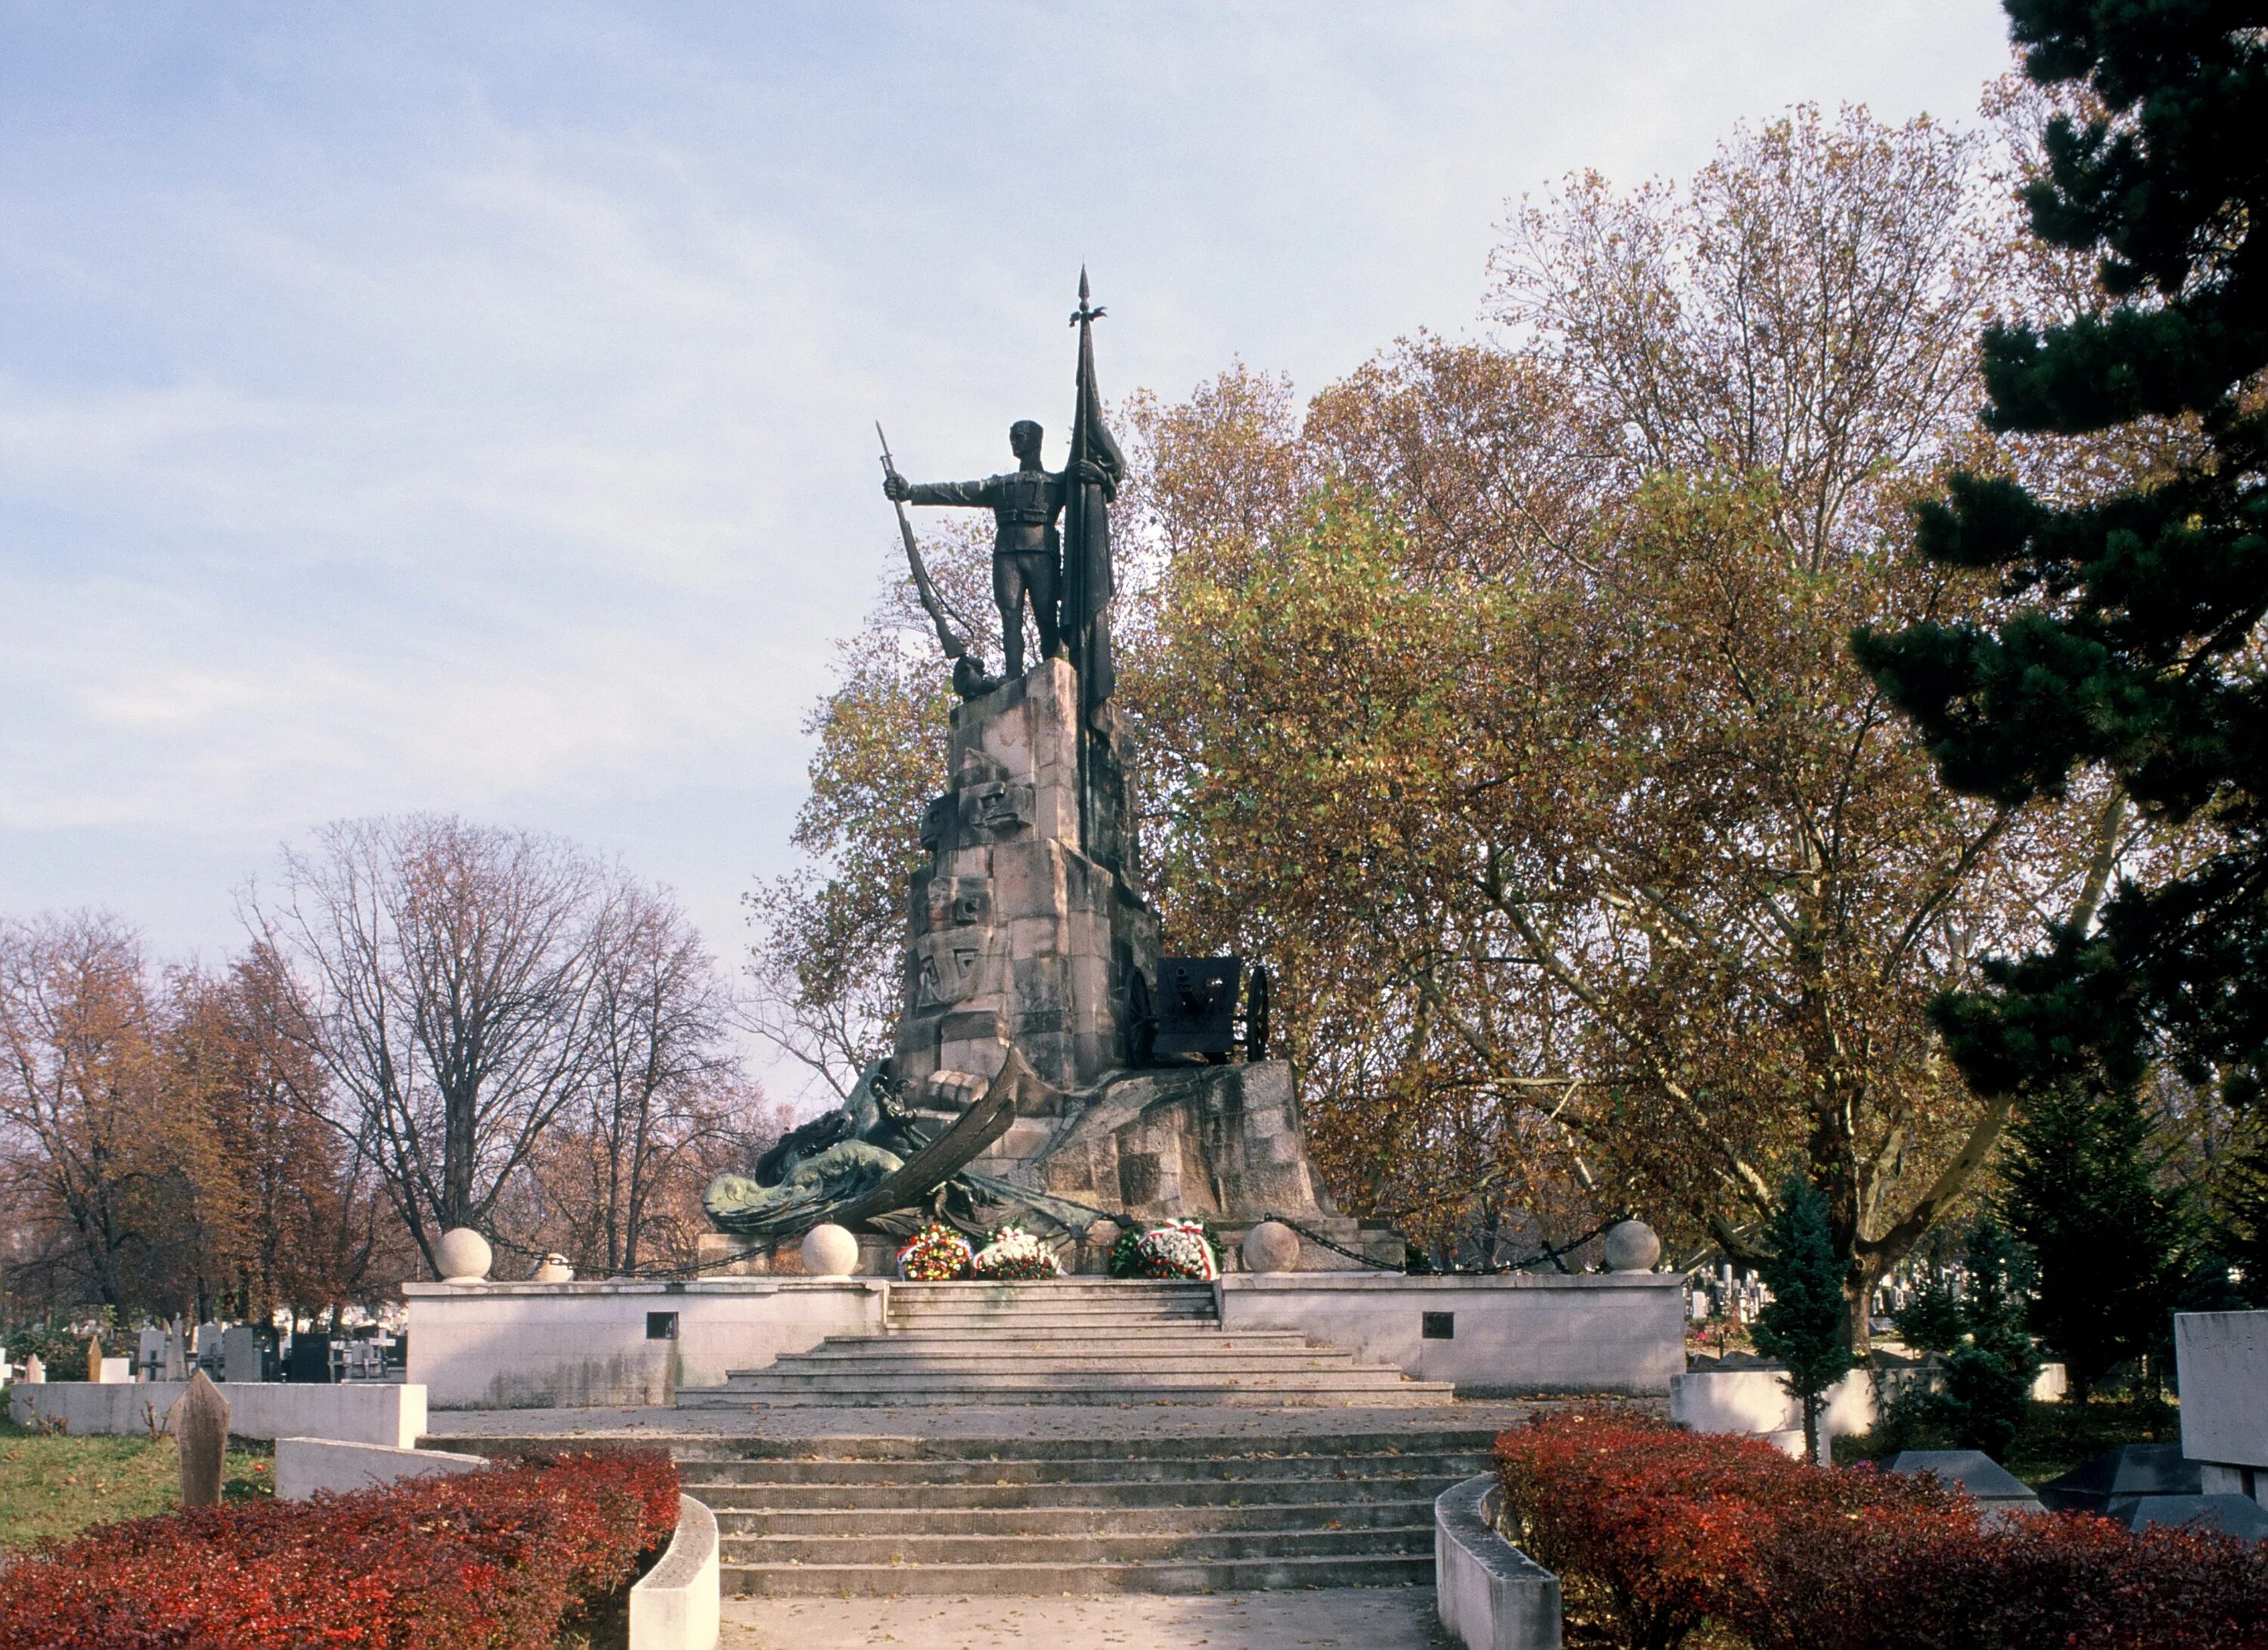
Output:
[883, 419, 1114, 679]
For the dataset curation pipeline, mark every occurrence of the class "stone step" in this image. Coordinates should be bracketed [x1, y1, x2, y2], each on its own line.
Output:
[683, 1386, 1455, 1408]
[685, 1476, 1477, 1512]
[672, 1450, 1489, 1487]
[885, 1286, 1216, 1311]
[849, 1330, 1312, 1350]
[723, 1552, 1433, 1596]
[733, 1351, 1369, 1376]
[711, 1498, 1438, 1536]
[719, 1525, 1431, 1568]
[875, 1314, 1225, 1323]
[885, 1282, 1217, 1296]
[662, 1429, 1502, 1463]
[708, 1367, 1431, 1392]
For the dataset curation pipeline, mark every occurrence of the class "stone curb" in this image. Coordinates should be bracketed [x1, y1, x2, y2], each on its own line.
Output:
[1434, 1473, 1560, 1650]
[631, 1494, 720, 1650]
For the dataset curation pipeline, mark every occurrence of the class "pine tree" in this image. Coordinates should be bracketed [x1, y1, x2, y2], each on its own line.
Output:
[1854, 6, 2268, 1121]
[2222, 1137, 2268, 1308]
[1939, 1220, 2043, 1460]
[1893, 1269, 1968, 1357]
[2001, 1081, 2186, 1398]
[1752, 1176, 1857, 1465]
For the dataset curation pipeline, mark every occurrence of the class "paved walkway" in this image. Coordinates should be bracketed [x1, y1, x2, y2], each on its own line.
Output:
[722, 1587, 1456, 1648]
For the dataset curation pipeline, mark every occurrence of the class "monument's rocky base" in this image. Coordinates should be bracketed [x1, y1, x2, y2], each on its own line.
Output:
[895, 658, 1154, 1100]
[696, 1057, 1401, 1275]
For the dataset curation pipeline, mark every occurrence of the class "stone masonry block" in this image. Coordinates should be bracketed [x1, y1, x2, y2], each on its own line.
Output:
[991, 842, 1067, 921]
[937, 1038, 1009, 1081]
[925, 1070, 989, 1110]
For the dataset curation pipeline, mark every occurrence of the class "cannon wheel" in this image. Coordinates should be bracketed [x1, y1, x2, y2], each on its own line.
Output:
[1126, 967, 1157, 1066]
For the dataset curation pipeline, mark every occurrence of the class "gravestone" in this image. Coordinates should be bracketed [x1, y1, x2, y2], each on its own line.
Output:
[287, 1332, 333, 1384]
[195, 1321, 222, 1370]
[222, 1325, 263, 1385]
[163, 1318, 187, 1381]
[2038, 1442, 2201, 1515]
[138, 1326, 166, 1379]
[85, 1337, 103, 1382]
[23, 1354, 43, 1383]
[2105, 1491, 2268, 1540]
[1885, 1449, 2042, 1516]
[172, 1369, 229, 1508]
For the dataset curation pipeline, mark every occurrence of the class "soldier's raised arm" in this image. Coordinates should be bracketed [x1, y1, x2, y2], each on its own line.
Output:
[883, 472, 1000, 508]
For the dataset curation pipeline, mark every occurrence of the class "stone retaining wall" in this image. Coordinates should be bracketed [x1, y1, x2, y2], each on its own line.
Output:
[1218, 1272, 1684, 1396]
[8, 1379, 425, 1447]
[403, 1277, 886, 1407]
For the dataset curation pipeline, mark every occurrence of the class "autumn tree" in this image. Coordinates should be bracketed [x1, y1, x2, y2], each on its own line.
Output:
[0, 913, 409, 1321]
[1116, 107, 2136, 1305]
[248, 815, 612, 1276]
[166, 956, 402, 1323]
[0, 913, 174, 1311]
[519, 878, 749, 1274]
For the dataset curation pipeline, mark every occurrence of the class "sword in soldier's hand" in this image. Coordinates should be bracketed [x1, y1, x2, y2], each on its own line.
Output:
[877, 421, 986, 664]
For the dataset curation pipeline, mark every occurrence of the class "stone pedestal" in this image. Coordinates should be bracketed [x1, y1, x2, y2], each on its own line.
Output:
[895, 659, 1158, 1103]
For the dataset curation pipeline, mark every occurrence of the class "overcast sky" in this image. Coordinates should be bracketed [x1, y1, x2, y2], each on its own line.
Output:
[0, 2, 2016, 1090]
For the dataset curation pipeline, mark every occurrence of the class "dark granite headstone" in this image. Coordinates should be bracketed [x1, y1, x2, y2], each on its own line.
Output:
[1885, 1449, 2042, 1512]
[2037, 1442, 2201, 1515]
[2107, 1492, 2268, 1541]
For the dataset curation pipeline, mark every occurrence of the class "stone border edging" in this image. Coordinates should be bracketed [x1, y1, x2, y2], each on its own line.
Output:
[1435, 1473, 1561, 1650]
[631, 1493, 720, 1650]
[274, 1438, 486, 1500]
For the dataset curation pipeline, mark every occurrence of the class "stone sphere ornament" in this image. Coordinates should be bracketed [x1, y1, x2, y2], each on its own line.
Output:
[532, 1252, 575, 1283]
[1242, 1220, 1301, 1274]
[435, 1227, 494, 1285]
[1602, 1219, 1662, 1273]
[801, 1223, 860, 1278]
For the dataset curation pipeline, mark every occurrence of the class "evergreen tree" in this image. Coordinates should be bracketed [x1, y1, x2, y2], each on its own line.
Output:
[1893, 1269, 1969, 1356]
[1939, 1220, 2043, 1460]
[2220, 1138, 2268, 1308]
[1752, 1176, 1856, 1464]
[1854, 6, 2268, 1125]
[2001, 1081, 2185, 1398]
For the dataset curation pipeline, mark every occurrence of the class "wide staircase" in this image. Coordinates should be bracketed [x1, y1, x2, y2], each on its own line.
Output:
[678, 1278, 1455, 1409]
[435, 1280, 1491, 1595]
[675, 1426, 1498, 1594]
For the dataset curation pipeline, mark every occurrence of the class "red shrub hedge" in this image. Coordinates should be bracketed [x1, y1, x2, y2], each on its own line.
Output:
[0, 1447, 678, 1650]
[1496, 1410, 2268, 1650]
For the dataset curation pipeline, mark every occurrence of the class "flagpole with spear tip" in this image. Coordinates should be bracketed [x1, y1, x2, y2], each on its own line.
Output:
[1067, 267, 1105, 858]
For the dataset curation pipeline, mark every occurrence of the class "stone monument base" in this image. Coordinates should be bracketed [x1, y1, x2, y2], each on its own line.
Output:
[696, 1057, 1401, 1276]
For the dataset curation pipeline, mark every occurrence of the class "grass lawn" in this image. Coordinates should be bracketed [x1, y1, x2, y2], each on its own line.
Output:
[0, 1410, 274, 1552]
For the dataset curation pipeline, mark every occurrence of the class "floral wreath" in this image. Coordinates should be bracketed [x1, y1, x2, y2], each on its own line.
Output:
[1117, 1218, 1221, 1280]
[971, 1224, 1063, 1280]
[895, 1222, 974, 1282]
